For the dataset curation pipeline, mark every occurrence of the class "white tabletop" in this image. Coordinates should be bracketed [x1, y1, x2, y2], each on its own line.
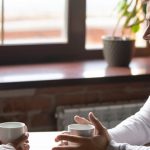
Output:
[29, 131, 62, 150]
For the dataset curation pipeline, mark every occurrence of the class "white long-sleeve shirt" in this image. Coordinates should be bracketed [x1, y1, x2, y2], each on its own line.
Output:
[0, 144, 15, 150]
[107, 96, 150, 150]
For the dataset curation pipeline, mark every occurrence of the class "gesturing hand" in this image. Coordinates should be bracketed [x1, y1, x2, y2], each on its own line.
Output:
[52, 112, 110, 150]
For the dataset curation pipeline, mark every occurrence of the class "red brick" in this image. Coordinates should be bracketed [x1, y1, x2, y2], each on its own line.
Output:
[3, 96, 54, 112]
[55, 92, 100, 106]
[0, 113, 28, 125]
[29, 111, 55, 129]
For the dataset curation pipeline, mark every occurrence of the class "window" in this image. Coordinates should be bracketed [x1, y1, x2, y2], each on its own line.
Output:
[0, 0, 149, 65]
[4, 0, 67, 44]
[86, 0, 146, 49]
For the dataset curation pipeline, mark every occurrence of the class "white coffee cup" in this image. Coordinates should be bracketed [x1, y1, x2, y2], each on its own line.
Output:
[0, 122, 27, 144]
[68, 124, 95, 137]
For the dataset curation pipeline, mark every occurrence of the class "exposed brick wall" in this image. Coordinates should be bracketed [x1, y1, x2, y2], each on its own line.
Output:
[0, 81, 149, 131]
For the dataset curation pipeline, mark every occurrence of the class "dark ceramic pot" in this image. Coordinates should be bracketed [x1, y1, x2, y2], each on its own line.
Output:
[102, 36, 135, 67]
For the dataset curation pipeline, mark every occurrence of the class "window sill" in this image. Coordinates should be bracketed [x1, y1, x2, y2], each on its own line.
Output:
[0, 57, 150, 90]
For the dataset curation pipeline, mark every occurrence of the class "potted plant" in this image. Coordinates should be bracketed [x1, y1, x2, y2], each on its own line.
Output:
[102, 0, 146, 67]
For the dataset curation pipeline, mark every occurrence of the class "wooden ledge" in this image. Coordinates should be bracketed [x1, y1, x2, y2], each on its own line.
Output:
[0, 57, 150, 89]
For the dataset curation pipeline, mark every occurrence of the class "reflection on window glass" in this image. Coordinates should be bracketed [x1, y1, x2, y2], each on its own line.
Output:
[2, 0, 66, 45]
[86, 0, 146, 49]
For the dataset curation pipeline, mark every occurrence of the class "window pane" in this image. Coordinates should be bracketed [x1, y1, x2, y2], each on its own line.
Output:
[3, 0, 67, 45]
[86, 0, 146, 49]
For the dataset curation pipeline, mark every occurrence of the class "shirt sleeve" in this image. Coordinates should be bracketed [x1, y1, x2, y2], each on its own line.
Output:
[107, 140, 150, 150]
[0, 144, 16, 150]
[108, 96, 150, 145]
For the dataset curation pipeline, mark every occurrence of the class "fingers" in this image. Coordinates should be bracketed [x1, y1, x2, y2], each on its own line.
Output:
[22, 143, 30, 150]
[61, 131, 70, 135]
[16, 143, 30, 150]
[52, 146, 78, 150]
[88, 112, 106, 135]
[59, 141, 68, 146]
[74, 112, 107, 136]
[55, 134, 90, 144]
[74, 113, 106, 136]
[12, 132, 29, 149]
[58, 132, 70, 146]
[74, 115, 91, 124]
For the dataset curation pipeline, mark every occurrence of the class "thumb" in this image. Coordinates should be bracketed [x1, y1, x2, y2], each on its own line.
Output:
[12, 132, 29, 148]
[88, 112, 107, 135]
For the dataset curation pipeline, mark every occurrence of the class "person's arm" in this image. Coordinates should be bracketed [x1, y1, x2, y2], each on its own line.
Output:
[108, 140, 150, 150]
[0, 144, 16, 150]
[108, 96, 150, 145]
[53, 112, 150, 150]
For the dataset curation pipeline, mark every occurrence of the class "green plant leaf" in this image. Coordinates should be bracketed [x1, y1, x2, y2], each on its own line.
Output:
[113, 0, 145, 36]
[131, 24, 140, 33]
[118, 0, 128, 13]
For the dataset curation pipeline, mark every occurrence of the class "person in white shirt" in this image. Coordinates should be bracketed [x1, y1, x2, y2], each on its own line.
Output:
[52, 1, 150, 148]
[0, 132, 29, 150]
[52, 2, 150, 149]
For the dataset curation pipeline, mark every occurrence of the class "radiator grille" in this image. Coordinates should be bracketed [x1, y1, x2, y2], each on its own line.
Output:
[56, 103, 144, 130]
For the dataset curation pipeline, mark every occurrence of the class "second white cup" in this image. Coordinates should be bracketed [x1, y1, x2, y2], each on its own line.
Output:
[68, 124, 95, 137]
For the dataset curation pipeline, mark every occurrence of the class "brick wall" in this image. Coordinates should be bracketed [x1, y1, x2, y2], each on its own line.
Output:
[0, 80, 150, 131]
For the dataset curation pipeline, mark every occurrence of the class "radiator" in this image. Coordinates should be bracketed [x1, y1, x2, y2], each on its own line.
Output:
[55, 102, 144, 130]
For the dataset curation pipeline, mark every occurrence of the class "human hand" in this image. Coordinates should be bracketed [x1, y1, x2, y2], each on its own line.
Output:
[0, 132, 29, 150]
[11, 132, 29, 150]
[52, 112, 110, 150]
[74, 112, 101, 135]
